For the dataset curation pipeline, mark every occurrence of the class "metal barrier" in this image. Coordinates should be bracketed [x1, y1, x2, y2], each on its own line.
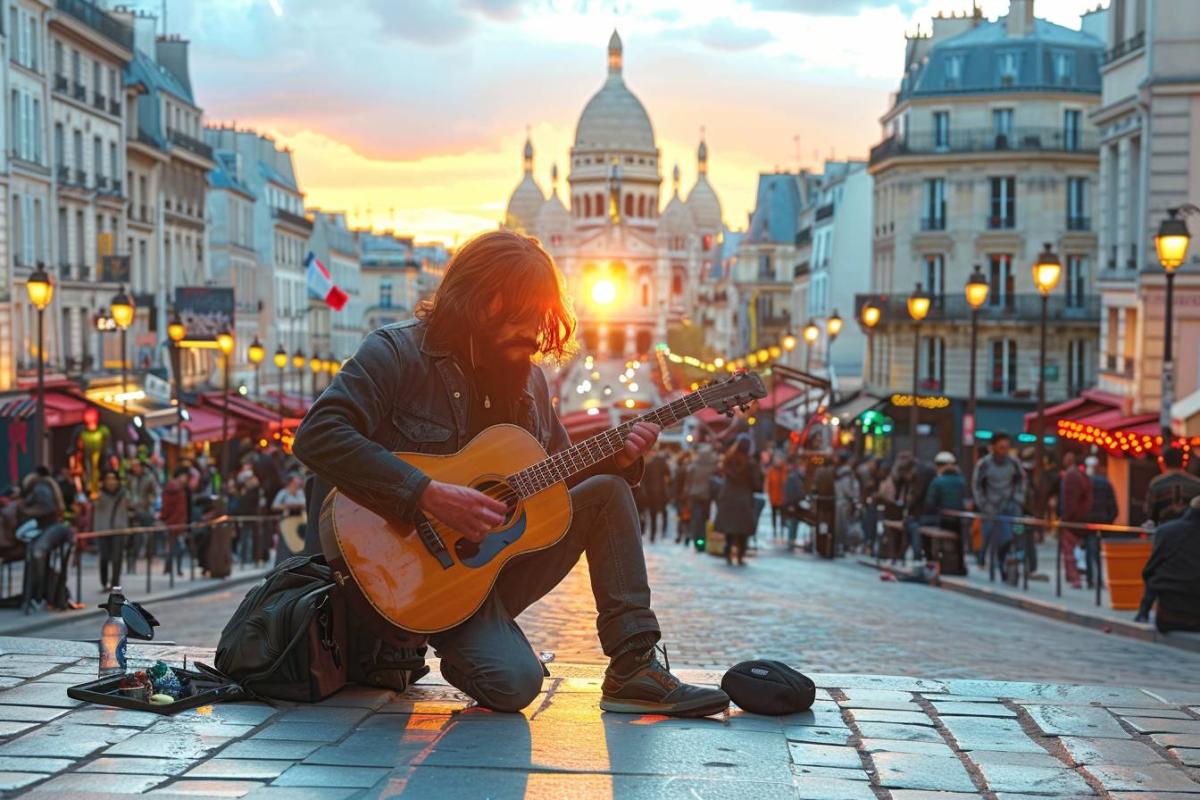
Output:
[937, 509, 1150, 607]
[67, 514, 284, 606]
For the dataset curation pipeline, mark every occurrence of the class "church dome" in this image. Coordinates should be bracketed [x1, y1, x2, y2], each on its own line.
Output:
[685, 137, 722, 231]
[505, 134, 545, 232]
[536, 164, 571, 235]
[659, 164, 694, 237]
[573, 31, 656, 152]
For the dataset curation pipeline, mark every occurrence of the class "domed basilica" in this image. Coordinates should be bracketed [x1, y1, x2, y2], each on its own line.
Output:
[504, 31, 723, 360]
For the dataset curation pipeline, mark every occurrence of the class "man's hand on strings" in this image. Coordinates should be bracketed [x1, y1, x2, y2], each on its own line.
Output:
[615, 422, 660, 470]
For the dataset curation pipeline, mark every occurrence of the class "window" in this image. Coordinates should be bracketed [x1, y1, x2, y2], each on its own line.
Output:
[92, 61, 100, 98]
[933, 111, 950, 150]
[924, 254, 945, 306]
[92, 136, 103, 185]
[53, 40, 63, 76]
[922, 337, 945, 391]
[988, 254, 1014, 309]
[997, 52, 1020, 83]
[71, 49, 80, 84]
[922, 178, 945, 230]
[109, 142, 117, 182]
[758, 253, 772, 281]
[1052, 51, 1074, 85]
[594, 193, 603, 216]
[1064, 109, 1082, 151]
[944, 53, 963, 87]
[1066, 255, 1088, 308]
[1068, 339, 1089, 395]
[26, 15, 37, 70]
[990, 338, 1018, 394]
[637, 195, 646, 218]
[992, 108, 1013, 144]
[1067, 177, 1088, 230]
[641, 282, 650, 307]
[624, 194, 633, 218]
[989, 177, 1015, 228]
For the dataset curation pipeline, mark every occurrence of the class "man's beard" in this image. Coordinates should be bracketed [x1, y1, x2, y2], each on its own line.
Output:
[472, 335, 536, 403]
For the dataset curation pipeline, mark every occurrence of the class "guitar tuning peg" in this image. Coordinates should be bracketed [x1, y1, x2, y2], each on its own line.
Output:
[724, 410, 734, 419]
[739, 403, 750, 412]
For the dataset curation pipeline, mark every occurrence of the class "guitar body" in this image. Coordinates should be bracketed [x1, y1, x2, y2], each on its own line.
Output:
[318, 424, 572, 634]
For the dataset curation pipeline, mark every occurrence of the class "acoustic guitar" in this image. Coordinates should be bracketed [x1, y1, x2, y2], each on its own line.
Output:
[317, 370, 767, 634]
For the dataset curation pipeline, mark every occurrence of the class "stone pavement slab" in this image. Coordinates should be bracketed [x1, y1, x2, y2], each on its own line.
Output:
[972, 761, 1096, 795]
[932, 701, 1019, 717]
[940, 716, 1047, 752]
[791, 776, 878, 800]
[871, 751, 977, 793]
[1023, 704, 1131, 738]
[1059, 736, 1168, 766]
[1082, 764, 1200, 793]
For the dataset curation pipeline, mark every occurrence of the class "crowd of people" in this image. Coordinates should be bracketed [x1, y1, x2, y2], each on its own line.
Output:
[0, 445, 309, 611]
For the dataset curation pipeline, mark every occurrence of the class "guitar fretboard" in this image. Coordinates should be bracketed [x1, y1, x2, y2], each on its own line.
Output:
[507, 388, 711, 497]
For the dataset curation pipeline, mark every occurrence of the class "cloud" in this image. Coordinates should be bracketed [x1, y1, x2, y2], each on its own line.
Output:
[462, 0, 526, 21]
[366, 0, 476, 45]
[748, 0, 922, 14]
[693, 17, 774, 51]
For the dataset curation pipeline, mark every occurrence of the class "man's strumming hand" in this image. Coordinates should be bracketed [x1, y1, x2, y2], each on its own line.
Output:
[615, 421, 660, 471]
[419, 480, 507, 543]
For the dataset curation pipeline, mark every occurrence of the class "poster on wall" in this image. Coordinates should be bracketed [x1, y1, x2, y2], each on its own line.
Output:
[0, 418, 34, 492]
[174, 287, 235, 342]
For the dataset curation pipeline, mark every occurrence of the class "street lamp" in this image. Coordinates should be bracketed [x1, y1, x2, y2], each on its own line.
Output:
[26, 265, 53, 467]
[826, 309, 843, 378]
[309, 354, 322, 401]
[247, 337, 265, 399]
[1155, 205, 1198, 439]
[110, 288, 135, 417]
[964, 266, 990, 474]
[168, 311, 187, 463]
[216, 329, 235, 479]
[273, 346, 288, 438]
[1031, 243, 1062, 536]
[861, 300, 881, 389]
[907, 283, 931, 455]
[292, 349, 306, 402]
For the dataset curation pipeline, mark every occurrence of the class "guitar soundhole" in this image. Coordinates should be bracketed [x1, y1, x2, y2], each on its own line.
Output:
[453, 479, 520, 564]
[472, 479, 519, 526]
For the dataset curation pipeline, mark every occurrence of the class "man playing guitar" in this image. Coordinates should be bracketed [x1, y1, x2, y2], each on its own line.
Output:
[292, 230, 729, 717]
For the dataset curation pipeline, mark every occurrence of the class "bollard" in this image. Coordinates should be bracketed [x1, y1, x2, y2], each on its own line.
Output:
[168, 533, 175, 590]
[146, 530, 153, 595]
[75, 545, 82, 607]
[1055, 523, 1062, 598]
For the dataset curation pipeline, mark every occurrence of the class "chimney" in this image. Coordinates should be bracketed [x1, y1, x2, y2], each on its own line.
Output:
[155, 35, 192, 94]
[1006, 0, 1036, 38]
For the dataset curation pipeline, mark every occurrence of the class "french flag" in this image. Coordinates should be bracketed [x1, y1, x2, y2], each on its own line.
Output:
[305, 252, 349, 311]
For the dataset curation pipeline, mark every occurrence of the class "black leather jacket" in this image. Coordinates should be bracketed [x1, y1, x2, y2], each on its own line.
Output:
[292, 320, 640, 529]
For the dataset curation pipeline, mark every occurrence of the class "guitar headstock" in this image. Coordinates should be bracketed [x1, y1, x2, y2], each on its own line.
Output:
[696, 369, 768, 417]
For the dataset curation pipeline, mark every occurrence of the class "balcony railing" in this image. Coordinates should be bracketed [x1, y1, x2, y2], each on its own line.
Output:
[272, 207, 313, 232]
[919, 216, 946, 232]
[1127, 243, 1138, 270]
[793, 262, 810, 279]
[74, 169, 86, 185]
[167, 129, 213, 160]
[1105, 31, 1145, 64]
[987, 215, 1016, 230]
[55, 0, 134, 50]
[109, 98, 120, 116]
[53, 74, 68, 93]
[870, 125, 1098, 166]
[815, 203, 834, 222]
[95, 175, 108, 190]
[92, 92, 106, 111]
[854, 293, 1101, 324]
[1066, 216, 1091, 232]
[72, 82, 86, 101]
[56, 165, 69, 183]
[1107, 244, 1117, 271]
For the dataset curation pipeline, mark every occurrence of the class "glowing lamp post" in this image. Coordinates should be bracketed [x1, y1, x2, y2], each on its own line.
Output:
[1155, 205, 1198, 439]
[110, 288, 135, 417]
[168, 312, 187, 458]
[1031, 243, 1062, 541]
[247, 337, 265, 399]
[907, 283, 931, 455]
[964, 266, 990, 473]
[861, 300, 881, 389]
[273, 346, 288, 437]
[26, 265, 53, 466]
[292, 349, 305, 402]
[216, 329, 235, 478]
[826, 310, 843, 390]
[309, 355, 323, 401]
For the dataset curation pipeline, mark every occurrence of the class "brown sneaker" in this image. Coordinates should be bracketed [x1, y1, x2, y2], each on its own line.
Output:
[600, 644, 729, 718]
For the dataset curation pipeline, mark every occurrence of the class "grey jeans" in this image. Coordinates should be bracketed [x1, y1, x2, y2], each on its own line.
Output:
[430, 474, 660, 712]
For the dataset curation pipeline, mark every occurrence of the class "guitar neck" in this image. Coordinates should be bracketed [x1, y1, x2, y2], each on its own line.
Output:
[509, 389, 711, 497]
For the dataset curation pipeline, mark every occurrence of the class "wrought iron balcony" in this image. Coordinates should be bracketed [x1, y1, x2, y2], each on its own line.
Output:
[854, 293, 1100, 324]
[987, 215, 1016, 230]
[108, 98, 120, 116]
[92, 92, 106, 111]
[55, 0, 133, 50]
[272, 207, 313, 232]
[1066, 216, 1091, 232]
[72, 82, 86, 101]
[1105, 31, 1145, 64]
[870, 125, 1098, 166]
[53, 74, 68, 93]
[167, 129, 213, 160]
[919, 216, 946, 232]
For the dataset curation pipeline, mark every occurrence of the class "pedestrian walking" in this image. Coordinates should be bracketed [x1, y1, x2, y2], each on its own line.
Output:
[684, 443, 719, 548]
[1058, 452, 1093, 590]
[641, 448, 670, 543]
[93, 470, 132, 592]
[1086, 457, 1118, 590]
[126, 459, 159, 570]
[834, 452, 862, 553]
[714, 435, 762, 565]
[672, 451, 692, 544]
[782, 456, 806, 551]
[971, 432, 1025, 580]
[1141, 495, 1200, 633]
[1143, 446, 1200, 526]
[17, 467, 74, 610]
[766, 453, 787, 541]
[924, 451, 966, 553]
[158, 467, 189, 577]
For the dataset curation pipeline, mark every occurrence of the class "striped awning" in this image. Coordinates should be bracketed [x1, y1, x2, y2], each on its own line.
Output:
[0, 395, 37, 420]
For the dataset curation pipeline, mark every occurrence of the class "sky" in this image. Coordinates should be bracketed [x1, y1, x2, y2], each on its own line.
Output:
[140, 0, 1108, 245]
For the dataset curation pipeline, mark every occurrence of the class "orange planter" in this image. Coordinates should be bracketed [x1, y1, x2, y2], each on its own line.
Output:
[1101, 538, 1153, 611]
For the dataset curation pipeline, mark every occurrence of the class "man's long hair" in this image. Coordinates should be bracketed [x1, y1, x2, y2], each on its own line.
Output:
[416, 230, 576, 361]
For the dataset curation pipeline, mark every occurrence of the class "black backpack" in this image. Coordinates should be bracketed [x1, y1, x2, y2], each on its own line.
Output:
[214, 554, 346, 702]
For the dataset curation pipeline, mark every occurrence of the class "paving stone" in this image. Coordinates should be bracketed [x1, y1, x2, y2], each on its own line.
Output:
[1170, 748, 1200, 767]
[854, 722, 946, 743]
[966, 750, 1065, 768]
[241, 789, 359, 800]
[1153, 734, 1200, 750]
[841, 688, 916, 703]
[1082, 764, 1200, 793]
[974, 762, 1095, 795]
[784, 726, 854, 745]
[77, 757, 195, 775]
[859, 738, 955, 756]
[0, 682, 82, 708]
[144, 718, 257, 738]
[0, 771, 46, 791]
[1125, 718, 1200, 735]
[31, 771, 167, 793]
[278, 706, 370, 726]
[791, 764, 871, 782]
[249, 721, 352, 743]
[890, 793, 982, 800]
[932, 702, 1017, 718]
[65, 708, 164, 727]
[177, 704, 278, 727]
[0, 756, 72, 773]
[376, 770, 800, 799]
[218, 740, 323, 761]
[376, 699, 469, 716]
[788, 741, 863, 769]
[1141, 689, 1200, 705]
[148, 779, 265, 796]
[0, 719, 38, 736]
[272, 764, 389, 789]
[1109, 795, 1200, 800]
[1060, 737, 1167, 766]
[871, 751, 976, 793]
[848, 708, 936, 726]
[301, 732, 439, 768]
[0, 660, 59, 678]
[0, 704, 69, 722]
[313, 687, 394, 710]
[839, 700, 921, 712]
[941, 716, 1046, 753]
[104, 731, 235, 760]
[995, 795, 1097, 800]
[942, 682, 1155, 707]
[1023, 705, 1129, 738]
[1111, 708, 1192, 720]
[818, 675, 946, 693]
[184, 759, 295, 780]
[790, 776, 879, 800]
[0, 722, 140, 757]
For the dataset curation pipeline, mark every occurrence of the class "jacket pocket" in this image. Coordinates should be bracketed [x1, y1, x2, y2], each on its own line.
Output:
[391, 411, 453, 450]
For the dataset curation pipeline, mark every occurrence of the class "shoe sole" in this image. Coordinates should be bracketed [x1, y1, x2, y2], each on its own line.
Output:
[599, 694, 729, 718]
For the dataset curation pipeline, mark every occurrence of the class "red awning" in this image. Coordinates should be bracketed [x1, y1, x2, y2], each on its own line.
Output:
[267, 390, 312, 418]
[0, 391, 89, 427]
[1024, 389, 1129, 431]
[1048, 389, 1164, 457]
[754, 382, 803, 413]
[182, 406, 231, 442]
[202, 392, 281, 425]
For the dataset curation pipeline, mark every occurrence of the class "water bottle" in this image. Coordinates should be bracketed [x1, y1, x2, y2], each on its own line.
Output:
[98, 586, 127, 677]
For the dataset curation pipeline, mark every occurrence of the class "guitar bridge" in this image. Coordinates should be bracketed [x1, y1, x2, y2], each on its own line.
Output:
[415, 514, 454, 570]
